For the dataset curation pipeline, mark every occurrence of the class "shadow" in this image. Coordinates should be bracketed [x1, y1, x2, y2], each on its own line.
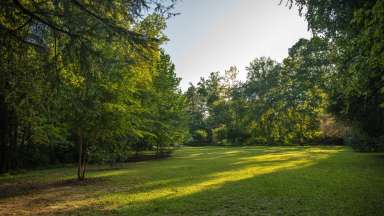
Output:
[0, 147, 383, 216]
[0, 176, 107, 199]
[100, 149, 383, 216]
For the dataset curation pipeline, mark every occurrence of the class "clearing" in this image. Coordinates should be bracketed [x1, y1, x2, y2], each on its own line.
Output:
[0, 146, 383, 215]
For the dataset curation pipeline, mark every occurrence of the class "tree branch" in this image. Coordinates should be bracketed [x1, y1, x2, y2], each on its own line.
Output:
[13, 0, 79, 37]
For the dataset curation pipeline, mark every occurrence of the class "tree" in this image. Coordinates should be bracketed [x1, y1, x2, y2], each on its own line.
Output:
[140, 50, 189, 155]
[287, 0, 384, 150]
[0, 0, 179, 178]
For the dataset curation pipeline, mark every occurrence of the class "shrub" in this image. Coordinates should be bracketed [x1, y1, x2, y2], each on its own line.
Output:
[344, 127, 384, 152]
[191, 129, 209, 145]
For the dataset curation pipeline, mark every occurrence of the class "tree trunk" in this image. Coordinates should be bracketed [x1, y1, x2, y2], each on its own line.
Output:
[81, 140, 88, 180]
[7, 110, 17, 170]
[77, 128, 86, 181]
[11, 120, 18, 169]
[77, 129, 90, 181]
[0, 94, 8, 173]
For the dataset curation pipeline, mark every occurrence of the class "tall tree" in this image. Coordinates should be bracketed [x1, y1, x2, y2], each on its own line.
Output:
[0, 0, 178, 178]
[287, 0, 384, 149]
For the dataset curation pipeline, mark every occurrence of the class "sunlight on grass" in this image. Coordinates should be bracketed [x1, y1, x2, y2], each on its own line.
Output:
[3, 146, 382, 216]
[98, 147, 342, 210]
[91, 170, 135, 178]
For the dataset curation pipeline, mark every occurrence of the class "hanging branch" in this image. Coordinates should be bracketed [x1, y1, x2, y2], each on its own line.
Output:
[13, 0, 79, 38]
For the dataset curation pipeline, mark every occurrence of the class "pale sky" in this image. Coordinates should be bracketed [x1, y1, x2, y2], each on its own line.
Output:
[162, 0, 312, 90]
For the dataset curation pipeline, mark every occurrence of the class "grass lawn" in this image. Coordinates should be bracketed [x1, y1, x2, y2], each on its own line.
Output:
[0, 146, 383, 215]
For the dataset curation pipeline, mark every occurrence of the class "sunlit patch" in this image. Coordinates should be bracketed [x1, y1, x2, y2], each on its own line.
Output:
[223, 151, 241, 155]
[91, 170, 134, 178]
[0, 147, 350, 215]
[98, 147, 341, 210]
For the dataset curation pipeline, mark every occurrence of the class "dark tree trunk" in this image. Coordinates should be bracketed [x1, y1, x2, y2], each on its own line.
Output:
[0, 94, 8, 173]
[81, 140, 88, 179]
[11, 120, 18, 169]
[19, 126, 26, 168]
[77, 128, 84, 180]
[7, 110, 18, 171]
[77, 128, 88, 181]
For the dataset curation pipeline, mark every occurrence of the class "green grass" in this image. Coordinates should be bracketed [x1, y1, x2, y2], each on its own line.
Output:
[0, 146, 383, 215]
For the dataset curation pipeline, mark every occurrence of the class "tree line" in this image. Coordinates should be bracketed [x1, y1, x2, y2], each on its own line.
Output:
[185, 39, 330, 146]
[0, 0, 383, 179]
[185, 0, 384, 150]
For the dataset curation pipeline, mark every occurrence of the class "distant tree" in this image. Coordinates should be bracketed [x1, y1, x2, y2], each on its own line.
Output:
[287, 0, 384, 150]
[149, 51, 189, 154]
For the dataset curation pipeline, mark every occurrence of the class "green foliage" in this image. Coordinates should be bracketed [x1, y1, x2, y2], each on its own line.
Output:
[141, 50, 189, 153]
[0, 0, 187, 177]
[191, 129, 209, 145]
[184, 0, 383, 149]
[2, 0, 383, 177]
[288, 0, 384, 150]
[344, 127, 384, 152]
[185, 39, 330, 146]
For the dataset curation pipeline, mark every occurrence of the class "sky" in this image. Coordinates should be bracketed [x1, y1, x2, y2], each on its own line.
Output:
[162, 0, 312, 90]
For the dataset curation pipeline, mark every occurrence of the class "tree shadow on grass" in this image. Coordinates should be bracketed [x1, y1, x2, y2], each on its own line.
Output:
[0, 148, 318, 211]
[0, 176, 108, 199]
[2, 147, 381, 216]
[102, 149, 384, 216]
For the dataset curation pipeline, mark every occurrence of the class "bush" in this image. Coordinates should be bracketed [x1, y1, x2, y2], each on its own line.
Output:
[344, 128, 384, 152]
[212, 125, 227, 145]
[191, 129, 209, 145]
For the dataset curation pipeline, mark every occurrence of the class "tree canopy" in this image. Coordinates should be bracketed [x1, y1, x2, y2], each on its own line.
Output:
[1, 0, 383, 180]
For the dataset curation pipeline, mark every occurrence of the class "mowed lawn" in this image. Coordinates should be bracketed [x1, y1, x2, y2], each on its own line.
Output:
[0, 146, 384, 216]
